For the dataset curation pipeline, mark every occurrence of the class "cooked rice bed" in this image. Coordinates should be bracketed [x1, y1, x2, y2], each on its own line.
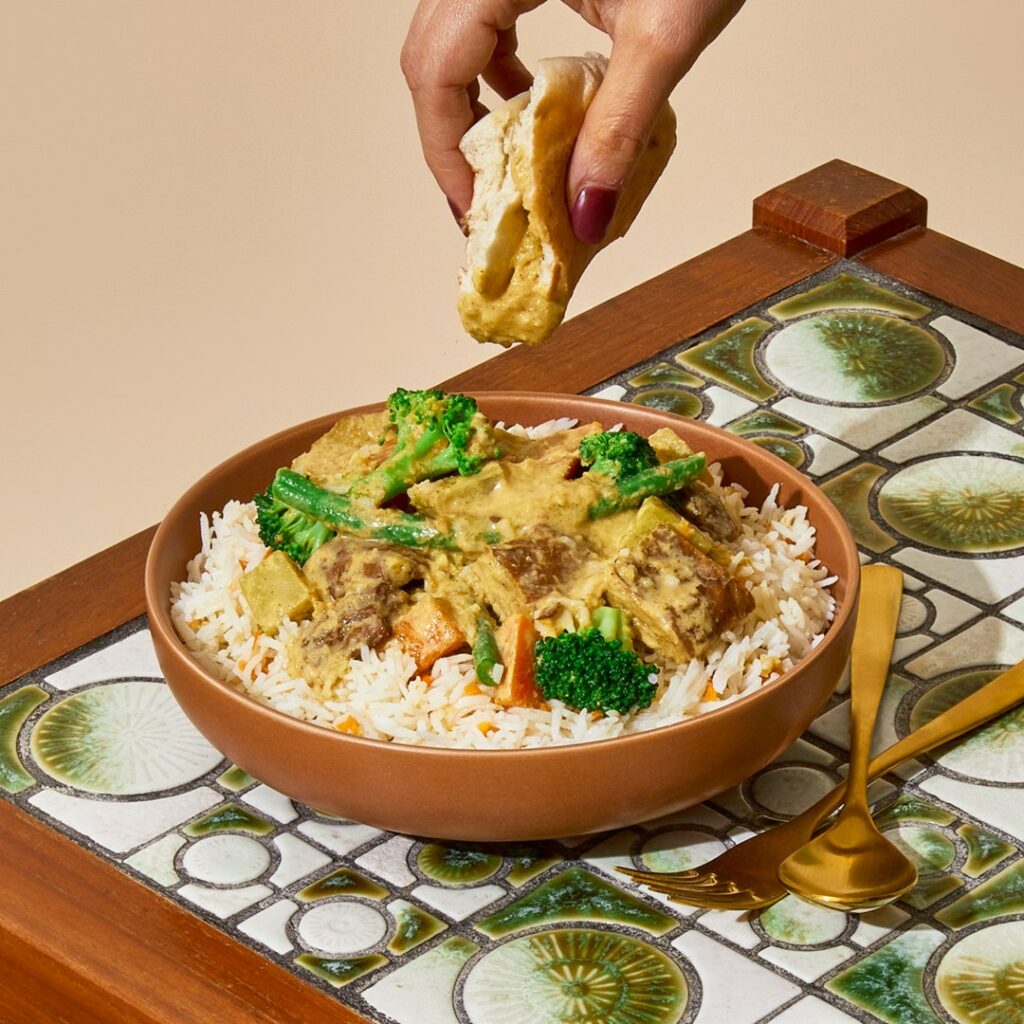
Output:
[170, 451, 836, 750]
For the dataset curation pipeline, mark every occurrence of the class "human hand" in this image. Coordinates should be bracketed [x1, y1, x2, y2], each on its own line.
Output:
[401, 0, 746, 242]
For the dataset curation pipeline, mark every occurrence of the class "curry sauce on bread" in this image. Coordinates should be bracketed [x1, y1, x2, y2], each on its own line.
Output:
[457, 54, 676, 347]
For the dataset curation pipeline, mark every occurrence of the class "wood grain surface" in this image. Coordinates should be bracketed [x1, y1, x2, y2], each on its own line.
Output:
[0, 800, 364, 1024]
[754, 158, 927, 257]
[442, 228, 836, 393]
[3, 160, 1023, 1024]
[859, 227, 1024, 335]
[0, 525, 155, 688]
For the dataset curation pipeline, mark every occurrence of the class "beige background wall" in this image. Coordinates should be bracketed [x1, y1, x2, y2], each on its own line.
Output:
[3, 1, 1022, 600]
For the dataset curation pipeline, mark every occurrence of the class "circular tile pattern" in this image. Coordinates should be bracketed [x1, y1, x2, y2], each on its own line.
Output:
[297, 902, 388, 956]
[640, 829, 727, 872]
[936, 921, 1024, 1023]
[877, 455, 1024, 554]
[417, 842, 502, 885]
[31, 681, 223, 795]
[751, 765, 834, 818]
[182, 834, 270, 885]
[462, 928, 687, 1024]
[910, 670, 1024, 782]
[884, 824, 956, 875]
[630, 387, 703, 418]
[763, 313, 945, 404]
[759, 894, 847, 947]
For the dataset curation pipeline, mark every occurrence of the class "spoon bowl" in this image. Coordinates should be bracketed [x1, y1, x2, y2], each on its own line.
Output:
[776, 809, 918, 912]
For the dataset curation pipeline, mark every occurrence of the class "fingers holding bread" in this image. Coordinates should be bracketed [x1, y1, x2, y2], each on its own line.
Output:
[457, 54, 676, 347]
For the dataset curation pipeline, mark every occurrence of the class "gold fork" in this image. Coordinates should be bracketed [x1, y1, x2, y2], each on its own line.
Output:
[619, 656, 1024, 910]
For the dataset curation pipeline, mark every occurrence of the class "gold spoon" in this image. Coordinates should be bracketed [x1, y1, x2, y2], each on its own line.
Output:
[776, 564, 918, 912]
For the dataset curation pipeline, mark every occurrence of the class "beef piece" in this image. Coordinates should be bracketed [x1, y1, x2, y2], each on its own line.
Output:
[464, 525, 603, 621]
[678, 479, 740, 542]
[303, 536, 426, 602]
[287, 581, 406, 692]
[289, 535, 425, 691]
[605, 524, 753, 661]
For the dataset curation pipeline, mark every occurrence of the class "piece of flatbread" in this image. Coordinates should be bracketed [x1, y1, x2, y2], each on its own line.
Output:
[457, 54, 676, 347]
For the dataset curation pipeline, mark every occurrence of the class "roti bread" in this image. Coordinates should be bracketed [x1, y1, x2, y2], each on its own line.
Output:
[457, 54, 676, 347]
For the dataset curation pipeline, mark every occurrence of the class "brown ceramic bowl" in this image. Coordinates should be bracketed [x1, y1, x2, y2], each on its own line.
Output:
[146, 392, 859, 841]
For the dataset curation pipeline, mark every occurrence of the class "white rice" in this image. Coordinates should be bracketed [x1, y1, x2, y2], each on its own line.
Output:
[170, 424, 836, 749]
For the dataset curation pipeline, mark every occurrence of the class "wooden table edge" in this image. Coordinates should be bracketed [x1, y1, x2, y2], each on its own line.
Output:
[4, 159, 1023, 1024]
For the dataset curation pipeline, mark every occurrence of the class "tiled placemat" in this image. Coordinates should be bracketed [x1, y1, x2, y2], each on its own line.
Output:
[4, 263, 1024, 1024]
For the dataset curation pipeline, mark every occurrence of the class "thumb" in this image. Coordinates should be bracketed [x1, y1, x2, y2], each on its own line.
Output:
[567, 40, 680, 244]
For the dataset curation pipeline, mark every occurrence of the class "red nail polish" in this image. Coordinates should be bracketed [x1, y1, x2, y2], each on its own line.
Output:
[447, 198, 469, 237]
[570, 186, 618, 244]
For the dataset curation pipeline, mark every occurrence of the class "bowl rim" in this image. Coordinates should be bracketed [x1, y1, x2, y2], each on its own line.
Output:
[145, 390, 861, 760]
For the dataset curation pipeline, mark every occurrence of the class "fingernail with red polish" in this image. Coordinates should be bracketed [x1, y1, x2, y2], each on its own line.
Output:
[447, 197, 463, 225]
[570, 186, 618, 244]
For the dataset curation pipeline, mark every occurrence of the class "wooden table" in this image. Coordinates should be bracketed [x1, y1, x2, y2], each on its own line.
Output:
[3, 160, 1024, 1024]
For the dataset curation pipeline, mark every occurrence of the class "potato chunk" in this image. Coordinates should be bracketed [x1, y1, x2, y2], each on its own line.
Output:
[240, 550, 313, 635]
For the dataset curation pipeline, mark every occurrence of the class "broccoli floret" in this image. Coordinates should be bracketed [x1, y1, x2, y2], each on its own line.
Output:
[253, 489, 335, 565]
[349, 388, 497, 504]
[579, 430, 659, 478]
[579, 430, 707, 519]
[270, 468, 456, 549]
[534, 628, 657, 714]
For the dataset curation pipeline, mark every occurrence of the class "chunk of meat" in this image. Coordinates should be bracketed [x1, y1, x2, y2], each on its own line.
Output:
[303, 537, 426, 602]
[287, 582, 405, 692]
[464, 526, 604, 622]
[291, 410, 393, 491]
[493, 615, 543, 709]
[289, 535, 426, 692]
[605, 524, 753, 661]
[392, 596, 468, 672]
[677, 479, 740, 542]
[646, 427, 740, 542]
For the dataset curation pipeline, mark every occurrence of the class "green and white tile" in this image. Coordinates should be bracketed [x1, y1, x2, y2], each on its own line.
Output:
[463, 928, 688, 1024]
[296, 900, 389, 955]
[45, 629, 163, 690]
[932, 315, 1024, 398]
[827, 925, 945, 1024]
[672, 930, 801, 1022]
[934, 920, 1024, 1024]
[182, 833, 271, 884]
[270, 833, 332, 886]
[763, 313, 945, 404]
[29, 785, 220, 853]
[4, 266, 1024, 1024]
[774, 395, 945, 450]
[31, 681, 222, 794]
[363, 936, 478, 1024]
[238, 899, 298, 954]
[0, 685, 47, 793]
[768, 274, 930, 320]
